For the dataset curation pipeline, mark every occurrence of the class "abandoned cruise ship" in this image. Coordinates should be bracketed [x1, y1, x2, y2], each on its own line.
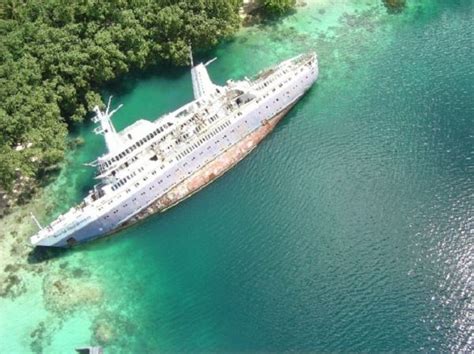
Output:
[30, 52, 319, 247]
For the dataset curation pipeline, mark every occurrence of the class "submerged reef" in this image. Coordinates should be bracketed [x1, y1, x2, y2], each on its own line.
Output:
[43, 271, 103, 314]
[382, 0, 406, 13]
[92, 312, 137, 347]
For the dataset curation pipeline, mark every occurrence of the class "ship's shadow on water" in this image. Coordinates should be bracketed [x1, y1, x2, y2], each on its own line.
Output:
[26, 246, 70, 264]
[26, 223, 143, 264]
[26, 233, 121, 264]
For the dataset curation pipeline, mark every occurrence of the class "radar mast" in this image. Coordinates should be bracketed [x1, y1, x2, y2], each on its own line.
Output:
[92, 97, 123, 153]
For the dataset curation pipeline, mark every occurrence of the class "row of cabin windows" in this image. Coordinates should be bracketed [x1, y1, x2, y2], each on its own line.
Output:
[256, 67, 300, 92]
[111, 167, 143, 191]
[102, 106, 267, 218]
[176, 120, 231, 161]
[105, 122, 173, 168]
[108, 101, 262, 194]
[257, 76, 307, 118]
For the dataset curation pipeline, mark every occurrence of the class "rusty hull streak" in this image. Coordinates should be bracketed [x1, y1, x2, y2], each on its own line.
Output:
[117, 102, 297, 232]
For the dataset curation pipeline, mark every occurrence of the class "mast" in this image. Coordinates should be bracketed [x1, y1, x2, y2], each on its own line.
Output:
[30, 212, 43, 230]
[92, 96, 123, 153]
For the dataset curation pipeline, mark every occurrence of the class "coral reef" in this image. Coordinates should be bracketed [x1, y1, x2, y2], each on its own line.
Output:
[42, 273, 103, 314]
[383, 0, 406, 13]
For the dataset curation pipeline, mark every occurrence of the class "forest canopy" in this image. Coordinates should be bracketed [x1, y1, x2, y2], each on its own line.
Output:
[0, 0, 242, 191]
[258, 0, 296, 16]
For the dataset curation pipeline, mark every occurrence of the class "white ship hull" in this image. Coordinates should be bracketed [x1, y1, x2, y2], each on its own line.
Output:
[31, 53, 318, 247]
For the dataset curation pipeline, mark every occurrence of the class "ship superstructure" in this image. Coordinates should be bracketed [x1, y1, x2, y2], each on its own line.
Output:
[31, 52, 318, 247]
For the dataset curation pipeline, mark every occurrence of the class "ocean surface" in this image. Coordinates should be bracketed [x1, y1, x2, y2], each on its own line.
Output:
[1, 0, 473, 352]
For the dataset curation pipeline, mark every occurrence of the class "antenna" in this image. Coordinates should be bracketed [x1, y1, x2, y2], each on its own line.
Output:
[91, 96, 123, 152]
[108, 103, 123, 118]
[204, 58, 217, 67]
[30, 212, 43, 231]
[106, 96, 113, 115]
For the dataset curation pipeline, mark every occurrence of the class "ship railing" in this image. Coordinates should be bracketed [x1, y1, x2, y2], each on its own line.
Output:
[292, 52, 316, 67]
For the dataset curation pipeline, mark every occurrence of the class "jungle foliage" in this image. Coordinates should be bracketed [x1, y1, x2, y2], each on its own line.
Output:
[258, 0, 296, 16]
[0, 0, 242, 190]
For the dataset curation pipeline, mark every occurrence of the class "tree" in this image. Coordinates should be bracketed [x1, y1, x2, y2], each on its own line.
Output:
[258, 0, 296, 16]
[0, 0, 244, 192]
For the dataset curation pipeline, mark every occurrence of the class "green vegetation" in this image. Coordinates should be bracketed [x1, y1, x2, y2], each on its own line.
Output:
[258, 0, 296, 16]
[0, 0, 242, 191]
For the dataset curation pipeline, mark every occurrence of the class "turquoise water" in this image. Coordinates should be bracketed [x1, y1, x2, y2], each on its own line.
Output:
[1, 0, 473, 352]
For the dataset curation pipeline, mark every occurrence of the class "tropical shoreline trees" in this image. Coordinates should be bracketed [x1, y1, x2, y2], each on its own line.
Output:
[257, 0, 296, 16]
[0, 0, 242, 192]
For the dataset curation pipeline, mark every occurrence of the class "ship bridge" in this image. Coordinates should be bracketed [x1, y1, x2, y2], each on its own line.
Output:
[119, 119, 155, 143]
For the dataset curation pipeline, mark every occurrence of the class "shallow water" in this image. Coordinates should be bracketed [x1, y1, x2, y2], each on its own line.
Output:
[1, 0, 473, 352]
